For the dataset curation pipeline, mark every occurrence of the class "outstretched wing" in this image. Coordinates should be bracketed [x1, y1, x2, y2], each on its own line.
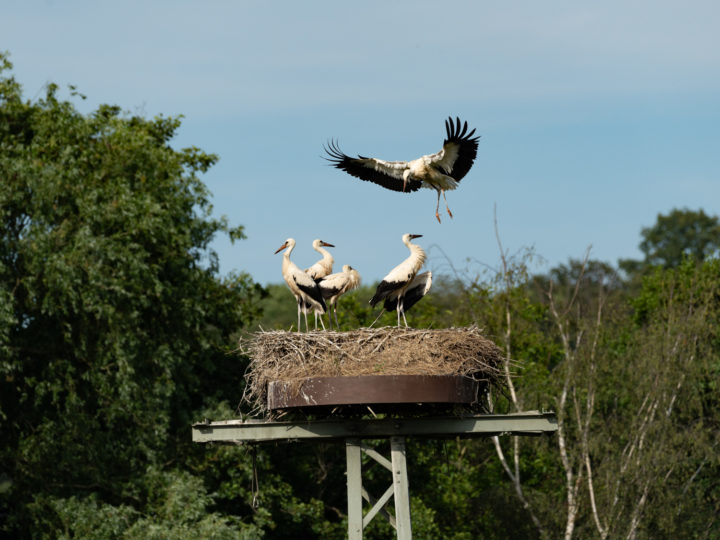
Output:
[324, 140, 423, 193]
[427, 117, 480, 182]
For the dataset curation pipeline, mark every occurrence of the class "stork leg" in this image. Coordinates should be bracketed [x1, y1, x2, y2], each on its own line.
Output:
[435, 190, 442, 223]
[397, 297, 402, 327]
[400, 297, 410, 327]
[303, 306, 310, 332]
[333, 304, 340, 329]
[369, 309, 385, 328]
[314, 310, 327, 330]
[325, 307, 333, 330]
[442, 189, 453, 219]
[296, 299, 302, 332]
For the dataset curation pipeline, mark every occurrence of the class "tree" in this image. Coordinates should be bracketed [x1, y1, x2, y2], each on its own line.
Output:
[0, 52, 266, 537]
[253, 222, 720, 537]
[620, 208, 720, 273]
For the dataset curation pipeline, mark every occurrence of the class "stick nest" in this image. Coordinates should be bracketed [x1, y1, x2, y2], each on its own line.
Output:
[240, 326, 506, 415]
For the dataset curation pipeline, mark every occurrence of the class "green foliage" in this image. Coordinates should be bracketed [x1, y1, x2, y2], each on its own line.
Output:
[2, 51, 718, 539]
[640, 208, 720, 267]
[0, 53, 265, 537]
[27, 469, 261, 539]
[254, 243, 719, 537]
[620, 208, 720, 277]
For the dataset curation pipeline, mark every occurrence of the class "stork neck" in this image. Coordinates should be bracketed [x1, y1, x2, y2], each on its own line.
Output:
[316, 246, 333, 263]
[405, 240, 426, 269]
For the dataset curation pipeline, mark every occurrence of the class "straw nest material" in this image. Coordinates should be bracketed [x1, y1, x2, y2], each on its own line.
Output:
[240, 326, 506, 415]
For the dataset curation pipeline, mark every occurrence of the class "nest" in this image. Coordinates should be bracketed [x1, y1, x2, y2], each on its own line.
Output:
[240, 326, 506, 415]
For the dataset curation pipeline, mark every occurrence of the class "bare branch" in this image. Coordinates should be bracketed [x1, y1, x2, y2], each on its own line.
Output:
[492, 436, 546, 536]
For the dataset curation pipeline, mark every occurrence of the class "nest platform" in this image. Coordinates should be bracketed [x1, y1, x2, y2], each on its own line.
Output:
[241, 326, 506, 416]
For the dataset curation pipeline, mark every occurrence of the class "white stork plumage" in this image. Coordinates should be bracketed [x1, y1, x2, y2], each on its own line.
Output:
[369, 233, 426, 327]
[383, 271, 432, 318]
[304, 239, 335, 329]
[318, 264, 361, 329]
[324, 116, 480, 223]
[274, 238, 327, 332]
[304, 239, 335, 281]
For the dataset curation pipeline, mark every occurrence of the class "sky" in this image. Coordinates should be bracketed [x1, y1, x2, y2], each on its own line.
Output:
[3, 1, 720, 285]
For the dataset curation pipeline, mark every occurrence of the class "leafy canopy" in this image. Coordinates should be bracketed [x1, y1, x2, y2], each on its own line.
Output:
[0, 52, 264, 536]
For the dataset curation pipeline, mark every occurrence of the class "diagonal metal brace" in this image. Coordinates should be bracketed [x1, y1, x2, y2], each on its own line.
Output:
[346, 437, 412, 539]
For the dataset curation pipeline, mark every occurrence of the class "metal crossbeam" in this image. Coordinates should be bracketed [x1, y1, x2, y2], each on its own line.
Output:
[192, 411, 557, 444]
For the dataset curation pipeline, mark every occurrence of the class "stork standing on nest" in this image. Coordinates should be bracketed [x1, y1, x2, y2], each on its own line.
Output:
[382, 271, 432, 319]
[304, 239, 335, 330]
[324, 116, 480, 223]
[318, 264, 362, 329]
[304, 239, 335, 281]
[370, 234, 426, 327]
[275, 238, 327, 332]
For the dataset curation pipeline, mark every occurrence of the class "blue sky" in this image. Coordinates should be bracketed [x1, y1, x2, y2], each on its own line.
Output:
[4, 1, 719, 285]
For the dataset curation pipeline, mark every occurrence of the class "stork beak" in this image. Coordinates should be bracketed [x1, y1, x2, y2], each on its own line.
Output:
[274, 243, 287, 254]
[321, 241, 335, 248]
[409, 234, 423, 239]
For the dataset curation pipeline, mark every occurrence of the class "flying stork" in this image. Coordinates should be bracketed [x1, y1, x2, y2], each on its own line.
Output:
[369, 233, 426, 327]
[318, 264, 361, 329]
[324, 116, 480, 223]
[274, 238, 327, 332]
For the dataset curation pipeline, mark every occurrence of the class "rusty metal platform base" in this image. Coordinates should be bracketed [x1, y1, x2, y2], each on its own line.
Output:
[267, 374, 481, 411]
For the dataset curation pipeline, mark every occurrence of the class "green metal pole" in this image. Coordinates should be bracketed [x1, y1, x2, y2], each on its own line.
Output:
[346, 438, 363, 539]
[391, 436, 412, 540]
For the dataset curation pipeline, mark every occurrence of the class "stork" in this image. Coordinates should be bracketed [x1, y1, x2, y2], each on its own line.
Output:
[324, 116, 480, 222]
[274, 238, 327, 332]
[383, 271, 432, 317]
[318, 264, 361, 329]
[371, 271, 433, 328]
[304, 239, 335, 281]
[304, 239, 335, 330]
[369, 233, 426, 327]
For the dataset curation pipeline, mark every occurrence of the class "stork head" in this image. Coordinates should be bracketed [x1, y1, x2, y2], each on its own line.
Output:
[274, 238, 295, 254]
[402, 169, 413, 192]
[402, 233, 423, 245]
[313, 239, 335, 249]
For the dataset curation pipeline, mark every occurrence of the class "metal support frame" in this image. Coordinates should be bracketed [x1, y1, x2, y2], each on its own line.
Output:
[192, 412, 557, 539]
[346, 437, 412, 539]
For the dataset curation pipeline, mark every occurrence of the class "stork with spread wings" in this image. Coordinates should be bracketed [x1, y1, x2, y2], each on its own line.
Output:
[324, 116, 480, 222]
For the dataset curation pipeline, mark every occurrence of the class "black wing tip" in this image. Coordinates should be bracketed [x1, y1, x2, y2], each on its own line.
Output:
[445, 116, 481, 142]
[323, 139, 349, 166]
